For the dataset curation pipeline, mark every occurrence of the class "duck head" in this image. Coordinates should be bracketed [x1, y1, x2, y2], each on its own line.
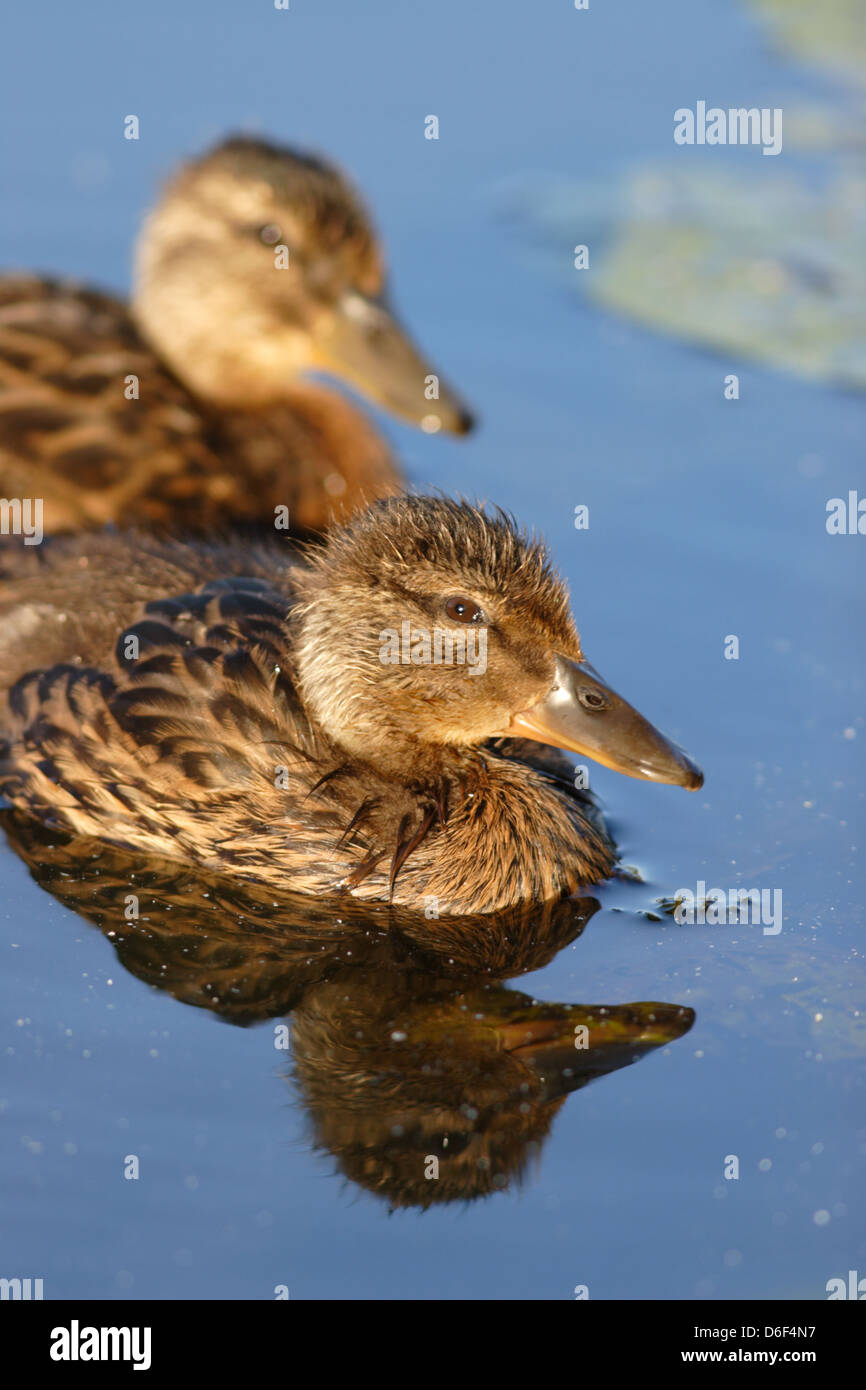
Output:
[293, 495, 702, 788]
[133, 135, 472, 431]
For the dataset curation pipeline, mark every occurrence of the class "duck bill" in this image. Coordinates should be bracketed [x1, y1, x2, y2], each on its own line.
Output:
[493, 1001, 696, 1101]
[505, 655, 703, 789]
[309, 289, 474, 434]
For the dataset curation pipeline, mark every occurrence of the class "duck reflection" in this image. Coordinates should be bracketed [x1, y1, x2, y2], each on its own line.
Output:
[292, 977, 693, 1207]
[2, 809, 695, 1208]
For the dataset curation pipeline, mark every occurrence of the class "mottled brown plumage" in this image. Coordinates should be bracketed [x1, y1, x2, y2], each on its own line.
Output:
[0, 496, 701, 913]
[1, 807, 599, 1019]
[0, 137, 472, 537]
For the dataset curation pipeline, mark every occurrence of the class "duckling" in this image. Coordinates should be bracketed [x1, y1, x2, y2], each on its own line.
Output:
[0, 137, 472, 537]
[0, 496, 701, 914]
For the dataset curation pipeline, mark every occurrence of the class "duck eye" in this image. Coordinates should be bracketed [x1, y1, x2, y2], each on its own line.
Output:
[444, 595, 484, 625]
[578, 686, 608, 711]
[258, 223, 283, 246]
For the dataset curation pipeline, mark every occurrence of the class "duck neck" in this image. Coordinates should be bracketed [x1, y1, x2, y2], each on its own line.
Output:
[336, 720, 473, 789]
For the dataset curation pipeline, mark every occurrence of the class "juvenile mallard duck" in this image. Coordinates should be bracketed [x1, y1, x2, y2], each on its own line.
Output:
[0, 137, 472, 536]
[0, 496, 701, 914]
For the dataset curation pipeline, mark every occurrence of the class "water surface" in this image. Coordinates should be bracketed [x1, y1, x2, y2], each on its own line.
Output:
[0, 0, 863, 1299]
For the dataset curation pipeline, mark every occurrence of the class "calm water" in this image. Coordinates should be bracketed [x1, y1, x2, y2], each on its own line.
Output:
[1, 0, 863, 1299]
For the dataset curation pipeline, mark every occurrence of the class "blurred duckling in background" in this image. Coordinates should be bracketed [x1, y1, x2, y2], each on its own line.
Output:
[0, 136, 472, 536]
[0, 496, 701, 914]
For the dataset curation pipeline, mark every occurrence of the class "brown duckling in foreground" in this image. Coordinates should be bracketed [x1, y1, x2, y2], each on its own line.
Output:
[0, 137, 472, 536]
[0, 496, 701, 914]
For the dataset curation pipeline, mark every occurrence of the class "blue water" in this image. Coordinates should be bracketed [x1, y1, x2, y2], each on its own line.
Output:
[1, 0, 863, 1299]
